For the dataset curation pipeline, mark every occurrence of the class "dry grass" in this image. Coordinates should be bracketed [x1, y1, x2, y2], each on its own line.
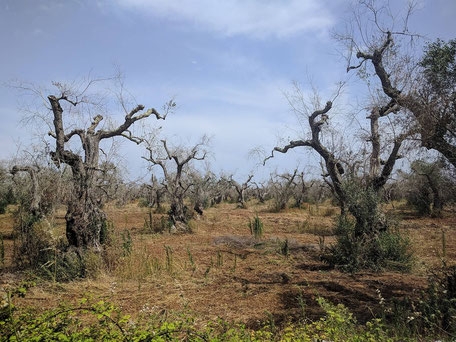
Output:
[1, 200, 455, 327]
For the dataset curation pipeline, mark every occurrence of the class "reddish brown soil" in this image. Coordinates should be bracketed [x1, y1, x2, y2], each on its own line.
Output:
[1, 201, 455, 327]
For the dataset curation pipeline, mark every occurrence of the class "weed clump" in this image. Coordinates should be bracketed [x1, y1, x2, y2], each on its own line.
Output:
[248, 215, 264, 239]
[280, 238, 289, 258]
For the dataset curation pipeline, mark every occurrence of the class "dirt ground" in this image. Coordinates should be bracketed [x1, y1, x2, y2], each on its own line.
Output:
[1, 201, 455, 327]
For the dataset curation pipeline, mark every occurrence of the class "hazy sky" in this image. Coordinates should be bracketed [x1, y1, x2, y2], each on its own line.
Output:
[1, 0, 455, 181]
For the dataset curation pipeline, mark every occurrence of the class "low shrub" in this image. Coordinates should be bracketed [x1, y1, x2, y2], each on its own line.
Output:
[324, 215, 413, 272]
[137, 197, 151, 208]
[322, 183, 414, 273]
[0, 199, 8, 215]
[1, 288, 428, 341]
[406, 183, 432, 216]
[386, 264, 456, 338]
[0, 188, 15, 214]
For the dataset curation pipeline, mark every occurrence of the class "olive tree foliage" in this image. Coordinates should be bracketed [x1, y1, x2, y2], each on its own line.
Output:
[16, 77, 172, 249]
[403, 160, 455, 217]
[141, 136, 209, 233]
[412, 39, 456, 168]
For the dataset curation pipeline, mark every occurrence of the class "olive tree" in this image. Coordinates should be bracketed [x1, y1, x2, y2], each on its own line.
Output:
[10, 166, 42, 218]
[264, 1, 415, 271]
[229, 174, 253, 209]
[21, 79, 173, 249]
[269, 169, 298, 212]
[142, 137, 209, 233]
[411, 39, 456, 168]
[266, 0, 415, 233]
[0, 164, 15, 214]
[293, 171, 314, 208]
[403, 159, 454, 217]
[188, 170, 217, 215]
[252, 181, 269, 204]
[339, 2, 455, 168]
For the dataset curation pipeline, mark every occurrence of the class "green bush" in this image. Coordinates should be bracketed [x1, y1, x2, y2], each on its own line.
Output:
[1, 291, 430, 341]
[321, 182, 414, 272]
[0, 199, 8, 215]
[0, 188, 15, 214]
[324, 215, 413, 272]
[406, 183, 432, 216]
[137, 197, 150, 208]
[386, 265, 456, 337]
[143, 211, 169, 233]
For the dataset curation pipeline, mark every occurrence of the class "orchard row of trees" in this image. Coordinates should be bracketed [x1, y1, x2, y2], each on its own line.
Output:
[1, 155, 454, 223]
[0, 1, 455, 270]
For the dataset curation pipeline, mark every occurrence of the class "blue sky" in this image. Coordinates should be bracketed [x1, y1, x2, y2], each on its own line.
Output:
[0, 0, 455, 182]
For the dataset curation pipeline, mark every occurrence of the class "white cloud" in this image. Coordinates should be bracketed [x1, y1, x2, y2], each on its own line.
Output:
[114, 0, 334, 38]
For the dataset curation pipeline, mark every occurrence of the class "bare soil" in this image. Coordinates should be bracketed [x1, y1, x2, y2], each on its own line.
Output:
[1, 201, 455, 327]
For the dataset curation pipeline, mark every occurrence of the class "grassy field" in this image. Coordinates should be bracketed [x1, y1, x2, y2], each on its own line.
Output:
[1, 200, 455, 338]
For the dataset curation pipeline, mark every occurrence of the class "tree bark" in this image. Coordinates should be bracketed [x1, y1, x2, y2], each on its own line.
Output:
[11, 166, 42, 218]
[47, 93, 164, 248]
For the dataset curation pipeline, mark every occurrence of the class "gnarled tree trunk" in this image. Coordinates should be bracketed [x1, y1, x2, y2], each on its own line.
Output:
[142, 138, 208, 233]
[47, 91, 169, 248]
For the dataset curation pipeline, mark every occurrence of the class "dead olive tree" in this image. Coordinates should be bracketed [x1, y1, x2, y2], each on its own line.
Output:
[214, 176, 233, 204]
[44, 81, 171, 248]
[148, 174, 167, 212]
[263, 1, 416, 271]
[188, 171, 217, 215]
[266, 90, 404, 236]
[10, 166, 42, 218]
[9, 145, 63, 220]
[265, 1, 412, 236]
[269, 169, 298, 212]
[341, 2, 455, 168]
[142, 137, 208, 233]
[137, 174, 167, 211]
[229, 174, 253, 209]
[293, 171, 314, 208]
[252, 181, 268, 204]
